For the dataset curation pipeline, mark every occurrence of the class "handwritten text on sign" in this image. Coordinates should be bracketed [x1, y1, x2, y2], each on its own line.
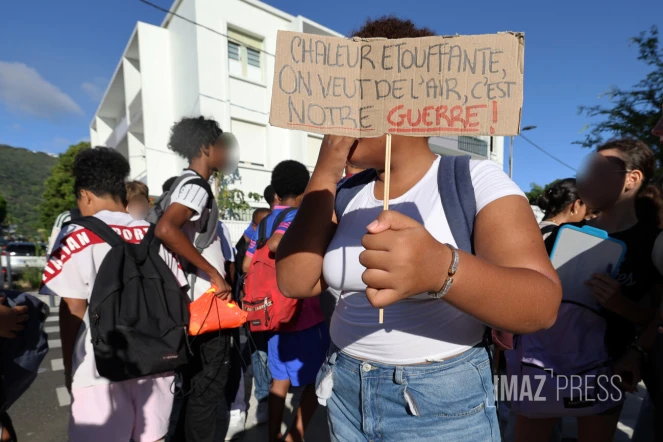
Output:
[269, 31, 524, 137]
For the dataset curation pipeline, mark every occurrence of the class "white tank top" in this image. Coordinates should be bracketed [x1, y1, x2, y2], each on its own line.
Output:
[323, 157, 525, 364]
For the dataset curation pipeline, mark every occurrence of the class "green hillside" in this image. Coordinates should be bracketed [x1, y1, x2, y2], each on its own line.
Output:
[0, 144, 58, 238]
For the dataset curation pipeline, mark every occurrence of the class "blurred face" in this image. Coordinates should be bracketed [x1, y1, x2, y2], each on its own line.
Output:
[127, 196, 150, 220]
[576, 149, 638, 211]
[208, 135, 240, 175]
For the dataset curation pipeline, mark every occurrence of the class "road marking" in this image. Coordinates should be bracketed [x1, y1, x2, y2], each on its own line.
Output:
[45, 326, 59, 333]
[46, 316, 58, 323]
[51, 358, 64, 371]
[48, 339, 61, 349]
[56, 387, 71, 407]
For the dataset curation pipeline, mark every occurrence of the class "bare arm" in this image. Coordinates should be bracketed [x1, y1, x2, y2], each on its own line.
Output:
[227, 262, 236, 286]
[59, 298, 86, 381]
[360, 197, 561, 334]
[276, 137, 355, 298]
[443, 196, 562, 333]
[242, 254, 253, 274]
[155, 203, 230, 297]
[267, 232, 283, 253]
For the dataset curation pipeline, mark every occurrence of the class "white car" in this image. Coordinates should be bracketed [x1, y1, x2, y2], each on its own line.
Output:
[1, 242, 47, 279]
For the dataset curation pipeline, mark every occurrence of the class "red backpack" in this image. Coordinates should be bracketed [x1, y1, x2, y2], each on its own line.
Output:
[243, 208, 300, 332]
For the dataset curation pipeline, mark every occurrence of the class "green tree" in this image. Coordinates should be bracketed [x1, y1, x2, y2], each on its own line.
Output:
[525, 183, 545, 205]
[577, 26, 663, 165]
[39, 142, 90, 230]
[216, 174, 262, 220]
[0, 194, 6, 226]
[526, 180, 562, 205]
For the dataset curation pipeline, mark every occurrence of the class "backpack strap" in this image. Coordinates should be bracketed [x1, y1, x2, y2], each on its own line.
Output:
[540, 224, 557, 237]
[437, 156, 476, 254]
[174, 173, 218, 252]
[63, 216, 123, 247]
[335, 169, 378, 220]
[270, 208, 296, 237]
[255, 216, 270, 250]
[255, 208, 296, 250]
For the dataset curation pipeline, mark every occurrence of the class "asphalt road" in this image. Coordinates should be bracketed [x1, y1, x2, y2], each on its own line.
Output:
[12, 299, 69, 442]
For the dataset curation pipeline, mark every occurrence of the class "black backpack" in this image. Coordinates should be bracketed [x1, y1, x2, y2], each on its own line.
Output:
[65, 216, 190, 382]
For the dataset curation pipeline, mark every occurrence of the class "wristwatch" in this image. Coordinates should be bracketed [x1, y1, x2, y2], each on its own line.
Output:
[429, 243, 459, 299]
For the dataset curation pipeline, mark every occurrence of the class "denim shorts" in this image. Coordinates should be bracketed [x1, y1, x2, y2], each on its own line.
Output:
[268, 322, 330, 387]
[316, 344, 500, 442]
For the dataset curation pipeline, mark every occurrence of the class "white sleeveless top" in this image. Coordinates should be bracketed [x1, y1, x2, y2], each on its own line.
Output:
[323, 157, 525, 364]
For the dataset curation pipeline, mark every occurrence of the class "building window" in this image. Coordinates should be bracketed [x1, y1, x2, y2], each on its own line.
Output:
[231, 119, 267, 167]
[458, 136, 488, 157]
[227, 29, 263, 83]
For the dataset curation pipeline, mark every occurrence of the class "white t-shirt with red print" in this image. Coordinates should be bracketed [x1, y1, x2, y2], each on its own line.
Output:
[40, 210, 187, 389]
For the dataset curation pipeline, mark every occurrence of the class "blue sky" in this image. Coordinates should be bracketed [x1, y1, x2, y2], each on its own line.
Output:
[1, 0, 661, 191]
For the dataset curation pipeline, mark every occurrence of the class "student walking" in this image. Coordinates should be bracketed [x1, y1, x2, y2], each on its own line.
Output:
[514, 139, 663, 442]
[236, 188, 274, 425]
[155, 116, 238, 442]
[500, 178, 586, 442]
[41, 147, 187, 442]
[234, 207, 271, 426]
[243, 160, 329, 442]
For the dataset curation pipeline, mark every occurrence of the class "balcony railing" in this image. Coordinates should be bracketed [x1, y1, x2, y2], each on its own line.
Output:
[105, 115, 128, 149]
[458, 136, 488, 157]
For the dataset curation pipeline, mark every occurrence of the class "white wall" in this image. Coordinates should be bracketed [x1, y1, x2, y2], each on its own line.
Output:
[169, 0, 201, 121]
[138, 22, 180, 193]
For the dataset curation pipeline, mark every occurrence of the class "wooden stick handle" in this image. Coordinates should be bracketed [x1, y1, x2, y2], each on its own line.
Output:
[379, 134, 392, 324]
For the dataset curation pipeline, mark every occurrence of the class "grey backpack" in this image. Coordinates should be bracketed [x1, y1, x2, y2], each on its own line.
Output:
[146, 171, 219, 256]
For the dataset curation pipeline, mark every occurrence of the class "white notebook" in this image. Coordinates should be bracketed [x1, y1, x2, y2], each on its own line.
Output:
[550, 225, 627, 311]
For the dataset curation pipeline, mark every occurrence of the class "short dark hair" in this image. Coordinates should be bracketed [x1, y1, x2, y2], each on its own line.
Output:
[73, 147, 129, 203]
[168, 116, 223, 161]
[162, 176, 178, 193]
[252, 208, 270, 224]
[271, 160, 309, 200]
[263, 185, 276, 205]
[351, 16, 435, 39]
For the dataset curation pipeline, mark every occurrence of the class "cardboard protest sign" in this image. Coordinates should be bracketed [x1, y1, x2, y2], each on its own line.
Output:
[270, 31, 524, 137]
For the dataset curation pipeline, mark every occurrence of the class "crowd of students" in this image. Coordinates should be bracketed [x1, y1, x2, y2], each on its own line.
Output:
[1, 14, 662, 442]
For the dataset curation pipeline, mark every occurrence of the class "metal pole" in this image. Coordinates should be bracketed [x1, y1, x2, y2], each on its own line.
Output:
[6, 253, 12, 290]
[509, 136, 514, 179]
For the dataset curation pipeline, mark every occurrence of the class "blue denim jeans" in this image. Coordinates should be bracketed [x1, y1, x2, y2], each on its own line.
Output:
[251, 349, 271, 403]
[318, 345, 500, 442]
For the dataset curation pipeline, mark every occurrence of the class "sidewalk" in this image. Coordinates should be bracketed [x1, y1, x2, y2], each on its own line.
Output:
[237, 363, 330, 442]
[561, 384, 646, 442]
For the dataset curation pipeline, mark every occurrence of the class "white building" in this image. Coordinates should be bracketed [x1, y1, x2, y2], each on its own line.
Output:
[90, 0, 505, 211]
